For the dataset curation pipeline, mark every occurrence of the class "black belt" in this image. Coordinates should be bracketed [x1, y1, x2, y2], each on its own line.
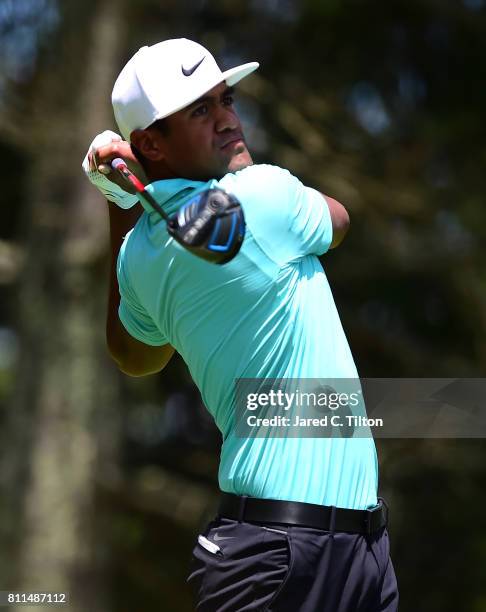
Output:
[218, 493, 388, 535]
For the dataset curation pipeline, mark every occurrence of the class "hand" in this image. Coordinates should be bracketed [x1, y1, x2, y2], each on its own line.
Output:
[81, 131, 146, 209]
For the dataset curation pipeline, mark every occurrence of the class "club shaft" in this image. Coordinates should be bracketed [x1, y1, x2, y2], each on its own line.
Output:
[111, 158, 170, 221]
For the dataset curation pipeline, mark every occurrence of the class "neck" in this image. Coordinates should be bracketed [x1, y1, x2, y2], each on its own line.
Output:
[144, 160, 177, 183]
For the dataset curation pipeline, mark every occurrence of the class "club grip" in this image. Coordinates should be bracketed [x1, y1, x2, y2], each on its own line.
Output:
[111, 158, 146, 193]
[111, 157, 127, 171]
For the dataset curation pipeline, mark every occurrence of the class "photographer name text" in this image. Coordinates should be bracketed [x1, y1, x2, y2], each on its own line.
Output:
[246, 415, 383, 428]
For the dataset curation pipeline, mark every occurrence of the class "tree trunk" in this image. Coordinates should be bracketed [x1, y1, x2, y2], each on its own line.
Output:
[3, 1, 128, 610]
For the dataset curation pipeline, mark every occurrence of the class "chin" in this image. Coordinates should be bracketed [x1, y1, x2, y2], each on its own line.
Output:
[228, 152, 253, 174]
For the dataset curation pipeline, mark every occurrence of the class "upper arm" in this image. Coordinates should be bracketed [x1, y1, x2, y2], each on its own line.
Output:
[108, 315, 174, 377]
[320, 194, 350, 249]
[111, 237, 174, 377]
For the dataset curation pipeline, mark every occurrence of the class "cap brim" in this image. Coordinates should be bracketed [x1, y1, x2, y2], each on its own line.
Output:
[221, 62, 259, 86]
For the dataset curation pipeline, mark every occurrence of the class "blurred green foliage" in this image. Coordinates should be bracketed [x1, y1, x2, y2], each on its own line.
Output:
[0, 0, 485, 610]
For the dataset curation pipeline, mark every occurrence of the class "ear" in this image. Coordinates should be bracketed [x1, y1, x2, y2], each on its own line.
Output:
[130, 128, 165, 161]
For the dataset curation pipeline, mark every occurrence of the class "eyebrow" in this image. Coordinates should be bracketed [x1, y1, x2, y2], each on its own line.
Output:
[185, 86, 235, 112]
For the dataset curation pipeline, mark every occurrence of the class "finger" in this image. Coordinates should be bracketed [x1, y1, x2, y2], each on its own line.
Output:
[95, 142, 121, 160]
[92, 149, 101, 172]
[95, 141, 135, 166]
[87, 151, 96, 172]
[98, 163, 112, 175]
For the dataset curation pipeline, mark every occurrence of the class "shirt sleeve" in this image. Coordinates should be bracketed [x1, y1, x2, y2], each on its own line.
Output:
[221, 165, 333, 265]
[288, 185, 333, 258]
[116, 236, 168, 346]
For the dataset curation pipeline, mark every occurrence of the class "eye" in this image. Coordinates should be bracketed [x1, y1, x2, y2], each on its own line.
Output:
[223, 94, 234, 106]
[192, 104, 208, 117]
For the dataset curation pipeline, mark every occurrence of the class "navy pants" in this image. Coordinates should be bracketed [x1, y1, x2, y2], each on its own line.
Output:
[187, 516, 398, 611]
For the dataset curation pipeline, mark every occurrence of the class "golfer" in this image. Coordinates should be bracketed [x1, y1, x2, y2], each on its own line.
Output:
[82, 38, 398, 611]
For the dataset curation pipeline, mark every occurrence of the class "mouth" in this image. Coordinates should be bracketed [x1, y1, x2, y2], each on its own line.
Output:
[219, 134, 245, 150]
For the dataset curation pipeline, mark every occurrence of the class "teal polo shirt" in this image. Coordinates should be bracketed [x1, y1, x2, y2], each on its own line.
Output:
[117, 164, 378, 510]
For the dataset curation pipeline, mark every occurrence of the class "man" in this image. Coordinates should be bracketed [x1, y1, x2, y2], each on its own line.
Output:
[82, 38, 398, 611]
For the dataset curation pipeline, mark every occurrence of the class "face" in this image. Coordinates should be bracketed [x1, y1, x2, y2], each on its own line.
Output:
[144, 82, 253, 181]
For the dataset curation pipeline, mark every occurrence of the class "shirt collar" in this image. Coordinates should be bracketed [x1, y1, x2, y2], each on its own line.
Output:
[141, 178, 217, 218]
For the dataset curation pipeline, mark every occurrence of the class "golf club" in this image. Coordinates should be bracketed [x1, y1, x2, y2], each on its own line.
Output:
[111, 158, 246, 264]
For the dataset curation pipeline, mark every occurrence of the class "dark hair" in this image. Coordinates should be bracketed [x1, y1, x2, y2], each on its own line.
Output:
[130, 142, 147, 171]
[151, 117, 170, 136]
[130, 117, 170, 171]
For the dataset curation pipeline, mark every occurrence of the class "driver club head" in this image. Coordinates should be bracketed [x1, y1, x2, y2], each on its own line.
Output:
[168, 189, 245, 265]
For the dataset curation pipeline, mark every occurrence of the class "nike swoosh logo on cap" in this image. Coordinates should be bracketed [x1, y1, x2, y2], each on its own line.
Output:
[181, 56, 205, 76]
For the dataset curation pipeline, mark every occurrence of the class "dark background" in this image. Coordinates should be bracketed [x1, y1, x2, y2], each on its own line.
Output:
[0, 0, 485, 610]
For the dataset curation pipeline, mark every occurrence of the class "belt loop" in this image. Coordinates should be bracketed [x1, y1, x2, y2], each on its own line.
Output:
[364, 509, 373, 536]
[329, 505, 337, 535]
[378, 496, 389, 528]
[238, 495, 248, 523]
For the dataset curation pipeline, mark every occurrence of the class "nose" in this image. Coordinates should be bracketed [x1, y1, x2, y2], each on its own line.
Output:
[214, 104, 239, 133]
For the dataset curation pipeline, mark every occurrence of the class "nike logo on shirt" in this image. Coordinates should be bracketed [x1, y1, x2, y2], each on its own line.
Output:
[212, 533, 235, 542]
[181, 57, 205, 76]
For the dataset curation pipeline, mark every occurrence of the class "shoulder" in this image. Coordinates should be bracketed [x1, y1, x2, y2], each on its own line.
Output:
[117, 214, 149, 280]
[220, 164, 298, 186]
[118, 226, 135, 262]
[218, 164, 303, 211]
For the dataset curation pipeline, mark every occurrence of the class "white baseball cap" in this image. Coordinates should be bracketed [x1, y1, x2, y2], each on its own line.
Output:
[112, 38, 259, 141]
